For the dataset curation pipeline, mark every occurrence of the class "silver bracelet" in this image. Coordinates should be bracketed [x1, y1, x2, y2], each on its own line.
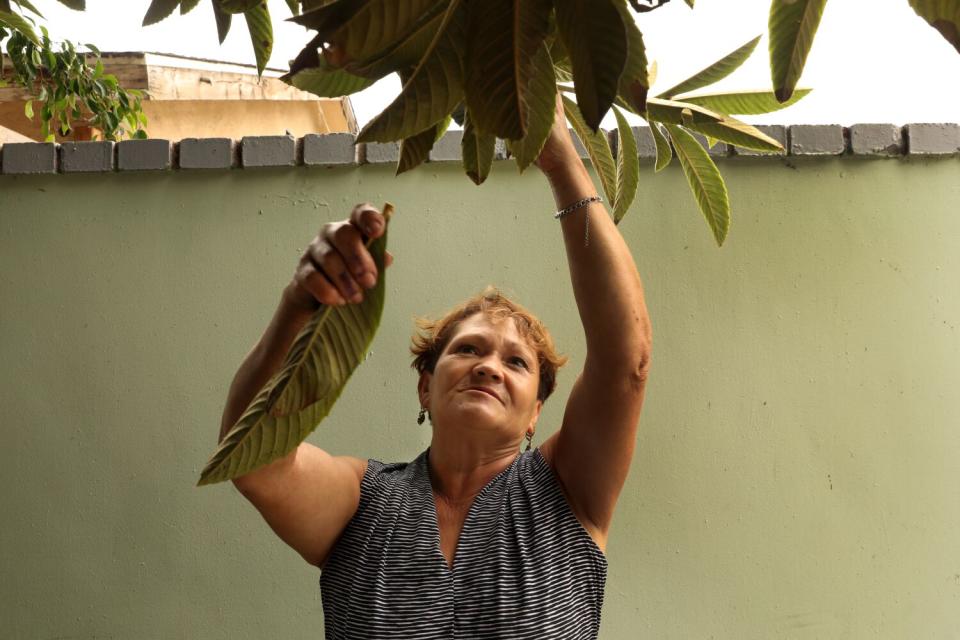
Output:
[554, 195, 602, 247]
[553, 195, 602, 219]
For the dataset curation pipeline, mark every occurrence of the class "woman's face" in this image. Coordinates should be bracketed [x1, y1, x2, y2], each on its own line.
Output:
[419, 313, 543, 443]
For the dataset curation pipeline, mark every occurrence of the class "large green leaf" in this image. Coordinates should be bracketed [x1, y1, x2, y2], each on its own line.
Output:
[769, 0, 828, 102]
[683, 114, 782, 151]
[657, 35, 760, 98]
[555, 0, 627, 131]
[464, 0, 552, 141]
[290, 0, 365, 38]
[180, 0, 201, 14]
[198, 205, 394, 486]
[646, 118, 672, 172]
[142, 0, 180, 25]
[665, 124, 729, 246]
[219, 0, 261, 11]
[330, 0, 447, 61]
[244, 2, 273, 76]
[645, 96, 724, 124]
[0, 10, 39, 44]
[346, 2, 450, 78]
[285, 63, 376, 97]
[612, 105, 639, 224]
[504, 42, 556, 172]
[462, 108, 496, 185]
[356, 0, 465, 143]
[13, 0, 43, 17]
[54, 0, 84, 9]
[397, 116, 451, 175]
[614, 0, 649, 113]
[679, 88, 811, 114]
[212, 0, 232, 43]
[908, 0, 960, 54]
[561, 95, 618, 205]
[285, 0, 299, 14]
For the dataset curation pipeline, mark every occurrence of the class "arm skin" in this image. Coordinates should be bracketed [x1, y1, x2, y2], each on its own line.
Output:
[535, 94, 653, 551]
[218, 207, 391, 567]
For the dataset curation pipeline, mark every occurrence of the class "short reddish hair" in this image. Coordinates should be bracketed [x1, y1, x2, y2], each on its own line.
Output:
[410, 287, 568, 402]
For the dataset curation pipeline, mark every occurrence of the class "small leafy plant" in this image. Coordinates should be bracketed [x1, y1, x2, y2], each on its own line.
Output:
[0, 1, 148, 141]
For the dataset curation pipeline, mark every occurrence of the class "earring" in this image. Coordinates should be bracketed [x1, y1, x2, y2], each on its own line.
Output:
[525, 431, 533, 452]
[417, 407, 426, 425]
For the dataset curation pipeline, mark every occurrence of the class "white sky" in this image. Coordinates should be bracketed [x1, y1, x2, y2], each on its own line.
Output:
[36, 0, 960, 129]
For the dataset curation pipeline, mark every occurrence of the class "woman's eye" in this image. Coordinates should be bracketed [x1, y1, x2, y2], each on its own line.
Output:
[458, 344, 477, 354]
[510, 357, 528, 370]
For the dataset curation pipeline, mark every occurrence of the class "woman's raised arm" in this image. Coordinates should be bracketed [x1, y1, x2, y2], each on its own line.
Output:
[220, 204, 390, 567]
[535, 94, 653, 549]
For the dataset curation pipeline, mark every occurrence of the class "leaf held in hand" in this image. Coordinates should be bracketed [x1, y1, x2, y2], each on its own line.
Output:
[198, 204, 395, 486]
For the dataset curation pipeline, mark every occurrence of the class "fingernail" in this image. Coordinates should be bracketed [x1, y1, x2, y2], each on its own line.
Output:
[361, 273, 376, 289]
[351, 292, 363, 304]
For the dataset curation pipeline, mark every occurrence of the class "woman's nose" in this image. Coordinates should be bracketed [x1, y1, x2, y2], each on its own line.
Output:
[473, 357, 503, 381]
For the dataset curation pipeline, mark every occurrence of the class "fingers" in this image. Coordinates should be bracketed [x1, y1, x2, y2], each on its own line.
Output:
[350, 203, 387, 239]
[290, 204, 393, 309]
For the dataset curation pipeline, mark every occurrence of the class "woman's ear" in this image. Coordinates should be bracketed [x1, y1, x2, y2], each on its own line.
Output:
[528, 399, 543, 431]
[417, 371, 432, 407]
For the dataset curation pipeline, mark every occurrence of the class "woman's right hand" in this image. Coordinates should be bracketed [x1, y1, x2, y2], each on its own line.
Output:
[284, 203, 394, 314]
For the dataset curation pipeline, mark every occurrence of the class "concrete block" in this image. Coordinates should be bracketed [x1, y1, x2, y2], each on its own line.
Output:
[1, 143, 57, 174]
[241, 136, 297, 168]
[60, 141, 114, 173]
[429, 130, 462, 162]
[690, 132, 731, 158]
[905, 123, 960, 156]
[633, 127, 657, 159]
[849, 124, 902, 156]
[789, 124, 845, 156]
[733, 125, 787, 156]
[117, 139, 172, 171]
[303, 133, 356, 166]
[179, 138, 234, 169]
[362, 141, 400, 164]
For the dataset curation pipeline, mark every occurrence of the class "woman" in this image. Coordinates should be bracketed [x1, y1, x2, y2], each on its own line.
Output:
[221, 94, 652, 639]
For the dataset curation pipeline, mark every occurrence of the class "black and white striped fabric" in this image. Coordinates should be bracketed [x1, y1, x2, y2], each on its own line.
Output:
[320, 447, 608, 639]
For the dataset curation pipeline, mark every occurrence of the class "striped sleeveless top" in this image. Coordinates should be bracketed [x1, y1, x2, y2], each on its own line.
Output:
[320, 447, 608, 639]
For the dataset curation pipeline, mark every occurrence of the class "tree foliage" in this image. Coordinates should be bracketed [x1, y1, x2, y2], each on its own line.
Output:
[172, 0, 956, 246]
[5, 0, 960, 242]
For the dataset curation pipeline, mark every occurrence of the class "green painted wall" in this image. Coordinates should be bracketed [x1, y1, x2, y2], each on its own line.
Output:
[1, 157, 958, 639]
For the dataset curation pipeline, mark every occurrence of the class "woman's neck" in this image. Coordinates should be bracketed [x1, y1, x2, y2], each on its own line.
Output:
[427, 440, 519, 503]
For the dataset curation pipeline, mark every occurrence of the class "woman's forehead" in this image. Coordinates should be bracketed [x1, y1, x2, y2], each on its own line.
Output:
[449, 314, 533, 353]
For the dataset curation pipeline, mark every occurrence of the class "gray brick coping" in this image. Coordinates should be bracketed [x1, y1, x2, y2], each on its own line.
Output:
[179, 138, 234, 169]
[790, 124, 845, 156]
[1, 142, 57, 174]
[241, 136, 297, 168]
[905, 123, 960, 156]
[733, 125, 787, 157]
[61, 141, 114, 173]
[304, 133, 356, 166]
[850, 124, 902, 157]
[2, 125, 957, 176]
[117, 139, 172, 171]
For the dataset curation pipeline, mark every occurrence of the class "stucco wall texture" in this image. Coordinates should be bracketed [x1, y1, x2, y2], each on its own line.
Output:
[1, 156, 959, 639]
